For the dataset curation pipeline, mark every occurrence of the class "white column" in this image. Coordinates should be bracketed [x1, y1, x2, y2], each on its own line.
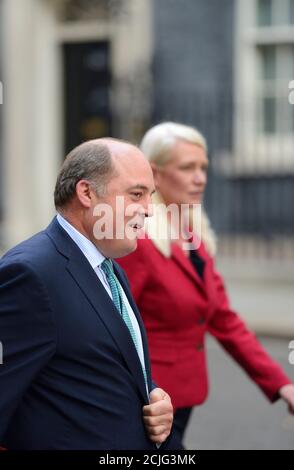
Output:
[2, 0, 62, 248]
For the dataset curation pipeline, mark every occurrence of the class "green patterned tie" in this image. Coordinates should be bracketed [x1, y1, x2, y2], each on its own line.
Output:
[101, 258, 148, 387]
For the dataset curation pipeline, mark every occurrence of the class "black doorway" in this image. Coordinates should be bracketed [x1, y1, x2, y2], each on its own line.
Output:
[63, 41, 112, 155]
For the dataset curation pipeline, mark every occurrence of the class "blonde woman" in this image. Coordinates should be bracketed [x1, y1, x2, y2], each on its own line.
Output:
[118, 122, 294, 448]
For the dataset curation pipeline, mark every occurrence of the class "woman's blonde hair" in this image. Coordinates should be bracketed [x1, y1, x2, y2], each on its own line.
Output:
[141, 121, 207, 166]
[141, 122, 217, 257]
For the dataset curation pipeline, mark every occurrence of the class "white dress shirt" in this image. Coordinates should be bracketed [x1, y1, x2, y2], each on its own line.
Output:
[56, 213, 148, 385]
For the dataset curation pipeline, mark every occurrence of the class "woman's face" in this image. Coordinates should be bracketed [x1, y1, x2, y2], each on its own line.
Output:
[153, 139, 209, 206]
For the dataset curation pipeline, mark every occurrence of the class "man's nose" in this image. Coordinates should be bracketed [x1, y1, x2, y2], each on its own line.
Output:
[142, 195, 153, 218]
[146, 202, 153, 218]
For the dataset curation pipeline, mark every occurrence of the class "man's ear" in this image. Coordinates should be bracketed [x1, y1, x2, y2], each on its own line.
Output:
[75, 180, 93, 208]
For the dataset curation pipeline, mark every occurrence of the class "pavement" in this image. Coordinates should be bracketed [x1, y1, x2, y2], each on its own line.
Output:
[184, 336, 294, 450]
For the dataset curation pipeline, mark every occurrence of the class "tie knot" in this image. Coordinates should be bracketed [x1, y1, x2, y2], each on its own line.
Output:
[101, 258, 114, 277]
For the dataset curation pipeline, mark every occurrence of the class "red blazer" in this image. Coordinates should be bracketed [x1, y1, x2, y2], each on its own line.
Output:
[118, 236, 291, 409]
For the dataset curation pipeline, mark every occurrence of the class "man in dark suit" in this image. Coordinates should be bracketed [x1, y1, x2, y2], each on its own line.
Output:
[0, 138, 176, 450]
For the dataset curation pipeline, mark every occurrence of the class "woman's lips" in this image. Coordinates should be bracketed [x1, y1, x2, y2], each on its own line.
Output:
[188, 192, 203, 198]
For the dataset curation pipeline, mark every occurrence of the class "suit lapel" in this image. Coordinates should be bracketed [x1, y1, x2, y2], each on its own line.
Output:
[46, 217, 149, 403]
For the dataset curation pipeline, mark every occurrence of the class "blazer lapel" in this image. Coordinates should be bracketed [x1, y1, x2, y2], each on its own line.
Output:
[46, 217, 149, 403]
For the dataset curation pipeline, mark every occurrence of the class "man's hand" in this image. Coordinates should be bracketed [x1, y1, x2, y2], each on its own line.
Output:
[143, 388, 173, 444]
[279, 384, 294, 414]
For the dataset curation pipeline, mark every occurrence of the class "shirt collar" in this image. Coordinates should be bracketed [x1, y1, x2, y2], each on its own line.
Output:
[56, 213, 105, 269]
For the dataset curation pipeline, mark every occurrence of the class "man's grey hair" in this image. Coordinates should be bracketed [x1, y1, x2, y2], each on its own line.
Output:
[54, 141, 115, 209]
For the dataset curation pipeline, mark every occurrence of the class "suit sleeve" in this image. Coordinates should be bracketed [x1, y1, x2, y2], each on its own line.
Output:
[207, 263, 292, 402]
[0, 260, 56, 440]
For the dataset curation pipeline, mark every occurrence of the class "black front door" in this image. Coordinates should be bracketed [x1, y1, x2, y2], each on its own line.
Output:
[63, 41, 112, 155]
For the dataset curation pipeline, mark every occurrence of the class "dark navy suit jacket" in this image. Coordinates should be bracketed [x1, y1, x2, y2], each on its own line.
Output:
[0, 218, 178, 450]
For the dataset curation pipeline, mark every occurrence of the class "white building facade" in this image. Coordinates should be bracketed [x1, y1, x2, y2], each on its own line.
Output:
[0, 0, 153, 247]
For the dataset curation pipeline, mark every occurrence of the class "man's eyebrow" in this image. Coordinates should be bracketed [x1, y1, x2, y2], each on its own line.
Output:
[128, 184, 156, 194]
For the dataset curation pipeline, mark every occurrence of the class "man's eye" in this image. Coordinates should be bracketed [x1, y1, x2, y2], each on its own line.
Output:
[131, 192, 142, 198]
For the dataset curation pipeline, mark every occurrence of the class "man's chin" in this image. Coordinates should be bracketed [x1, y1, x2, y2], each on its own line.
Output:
[114, 239, 138, 259]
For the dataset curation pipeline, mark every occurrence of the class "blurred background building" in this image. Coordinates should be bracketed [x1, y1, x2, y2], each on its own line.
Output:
[0, 0, 293, 450]
[0, 0, 153, 245]
[0, 0, 293, 334]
